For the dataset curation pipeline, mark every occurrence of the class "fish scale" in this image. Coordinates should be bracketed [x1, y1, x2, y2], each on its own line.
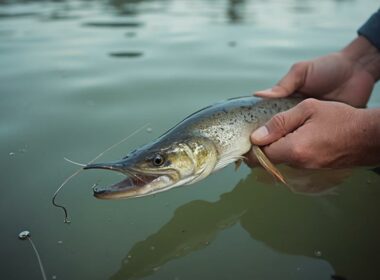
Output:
[186, 96, 301, 159]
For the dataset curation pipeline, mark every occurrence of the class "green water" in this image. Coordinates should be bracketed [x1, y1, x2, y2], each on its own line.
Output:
[1, 0, 380, 279]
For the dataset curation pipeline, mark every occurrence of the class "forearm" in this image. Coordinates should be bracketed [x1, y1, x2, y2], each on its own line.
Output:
[342, 36, 380, 81]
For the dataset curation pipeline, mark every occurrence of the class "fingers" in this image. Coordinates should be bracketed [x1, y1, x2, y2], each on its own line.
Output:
[255, 85, 291, 98]
[254, 62, 309, 98]
[245, 99, 316, 167]
[251, 100, 313, 146]
[245, 136, 295, 167]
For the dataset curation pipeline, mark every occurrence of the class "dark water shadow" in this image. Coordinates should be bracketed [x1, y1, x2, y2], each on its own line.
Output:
[125, 31, 136, 37]
[226, 0, 246, 24]
[0, 11, 39, 18]
[82, 21, 143, 28]
[371, 167, 380, 175]
[40, 13, 81, 21]
[110, 168, 380, 280]
[1, 0, 248, 25]
[107, 0, 169, 16]
[109, 51, 143, 58]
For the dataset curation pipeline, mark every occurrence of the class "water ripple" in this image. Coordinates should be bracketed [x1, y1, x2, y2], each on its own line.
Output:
[109, 51, 143, 58]
[82, 21, 143, 28]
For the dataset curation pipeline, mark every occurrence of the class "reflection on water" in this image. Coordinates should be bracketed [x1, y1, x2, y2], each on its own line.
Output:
[0, 11, 38, 18]
[107, 0, 166, 16]
[109, 51, 143, 58]
[83, 22, 143, 28]
[113, 169, 380, 280]
[1, 0, 380, 279]
[226, 0, 246, 23]
[0, 0, 259, 24]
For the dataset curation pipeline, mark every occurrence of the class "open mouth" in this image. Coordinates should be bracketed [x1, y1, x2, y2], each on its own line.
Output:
[93, 174, 163, 199]
[84, 162, 175, 199]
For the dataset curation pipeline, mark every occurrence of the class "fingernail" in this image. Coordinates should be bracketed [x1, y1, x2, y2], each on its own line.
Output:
[252, 126, 268, 141]
[255, 88, 273, 95]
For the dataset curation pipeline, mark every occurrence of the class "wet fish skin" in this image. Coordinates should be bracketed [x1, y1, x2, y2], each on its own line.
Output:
[182, 96, 301, 168]
[84, 96, 302, 199]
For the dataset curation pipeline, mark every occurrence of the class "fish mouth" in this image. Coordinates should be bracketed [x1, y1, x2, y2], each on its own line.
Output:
[84, 163, 175, 199]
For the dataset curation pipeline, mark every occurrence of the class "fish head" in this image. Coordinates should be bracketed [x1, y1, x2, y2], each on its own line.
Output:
[84, 136, 218, 199]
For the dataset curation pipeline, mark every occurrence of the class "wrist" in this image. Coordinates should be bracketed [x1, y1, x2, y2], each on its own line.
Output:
[356, 108, 380, 166]
[341, 36, 380, 81]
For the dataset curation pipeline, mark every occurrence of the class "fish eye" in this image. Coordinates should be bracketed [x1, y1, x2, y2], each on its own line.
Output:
[152, 154, 165, 166]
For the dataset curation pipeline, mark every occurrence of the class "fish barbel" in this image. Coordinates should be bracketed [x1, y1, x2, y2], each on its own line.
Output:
[84, 96, 302, 199]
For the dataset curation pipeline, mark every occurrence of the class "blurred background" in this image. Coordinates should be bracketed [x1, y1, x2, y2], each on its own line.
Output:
[1, 0, 380, 279]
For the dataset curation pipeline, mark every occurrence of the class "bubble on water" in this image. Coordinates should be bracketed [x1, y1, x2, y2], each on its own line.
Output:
[52, 275, 57, 279]
[9, 152, 15, 156]
[127, 255, 132, 259]
[57, 240, 63, 244]
[314, 250, 322, 257]
[150, 246, 155, 251]
[153, 266, 160, 272]
[146, 127, 152, 133]
[18, 230, 31, 240]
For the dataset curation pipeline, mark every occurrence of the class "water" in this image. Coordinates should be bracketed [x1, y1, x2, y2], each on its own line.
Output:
[1, 0, 380, 279]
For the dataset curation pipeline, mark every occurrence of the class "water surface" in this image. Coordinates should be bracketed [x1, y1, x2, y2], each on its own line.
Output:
[1, 0, 380, 279]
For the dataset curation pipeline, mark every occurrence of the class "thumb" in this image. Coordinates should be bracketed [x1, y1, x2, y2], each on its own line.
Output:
[251, 100, 312, 145]
[255, 61, 309, 98]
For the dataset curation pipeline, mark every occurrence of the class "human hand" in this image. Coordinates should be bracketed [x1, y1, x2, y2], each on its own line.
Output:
[246, 36, 380, 169]
[246, 99, 380, 169]
[255, 36, 380, 108]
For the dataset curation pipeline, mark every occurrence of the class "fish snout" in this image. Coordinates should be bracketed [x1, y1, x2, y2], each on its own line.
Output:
[93, 186, 108, 197]
[83, 162, 125, 171]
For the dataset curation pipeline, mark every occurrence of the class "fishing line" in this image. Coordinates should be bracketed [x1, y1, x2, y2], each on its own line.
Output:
[52, 123, 150, 223]
[63, 157, 86, 167]
[19, 230, 47, 280]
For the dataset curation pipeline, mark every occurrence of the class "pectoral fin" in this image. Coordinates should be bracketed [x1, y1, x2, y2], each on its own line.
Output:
[235, 159, 242, 171]
[252, 145, 287, 185]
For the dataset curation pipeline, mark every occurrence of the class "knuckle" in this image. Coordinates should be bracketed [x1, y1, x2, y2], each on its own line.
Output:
[299, 98, 320, 114]
[290, 62, 305, 74]
[288, 61, 308, 89]
[301, 98, 318, 107]
[290, 143, 310, 165]
[270, 113, 288, 136]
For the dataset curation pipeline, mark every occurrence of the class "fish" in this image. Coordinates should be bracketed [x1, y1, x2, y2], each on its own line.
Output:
[84, 96, 302, 199]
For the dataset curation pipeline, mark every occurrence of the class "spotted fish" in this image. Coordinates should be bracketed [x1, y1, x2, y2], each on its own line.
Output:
[84, 96, 302, 199]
